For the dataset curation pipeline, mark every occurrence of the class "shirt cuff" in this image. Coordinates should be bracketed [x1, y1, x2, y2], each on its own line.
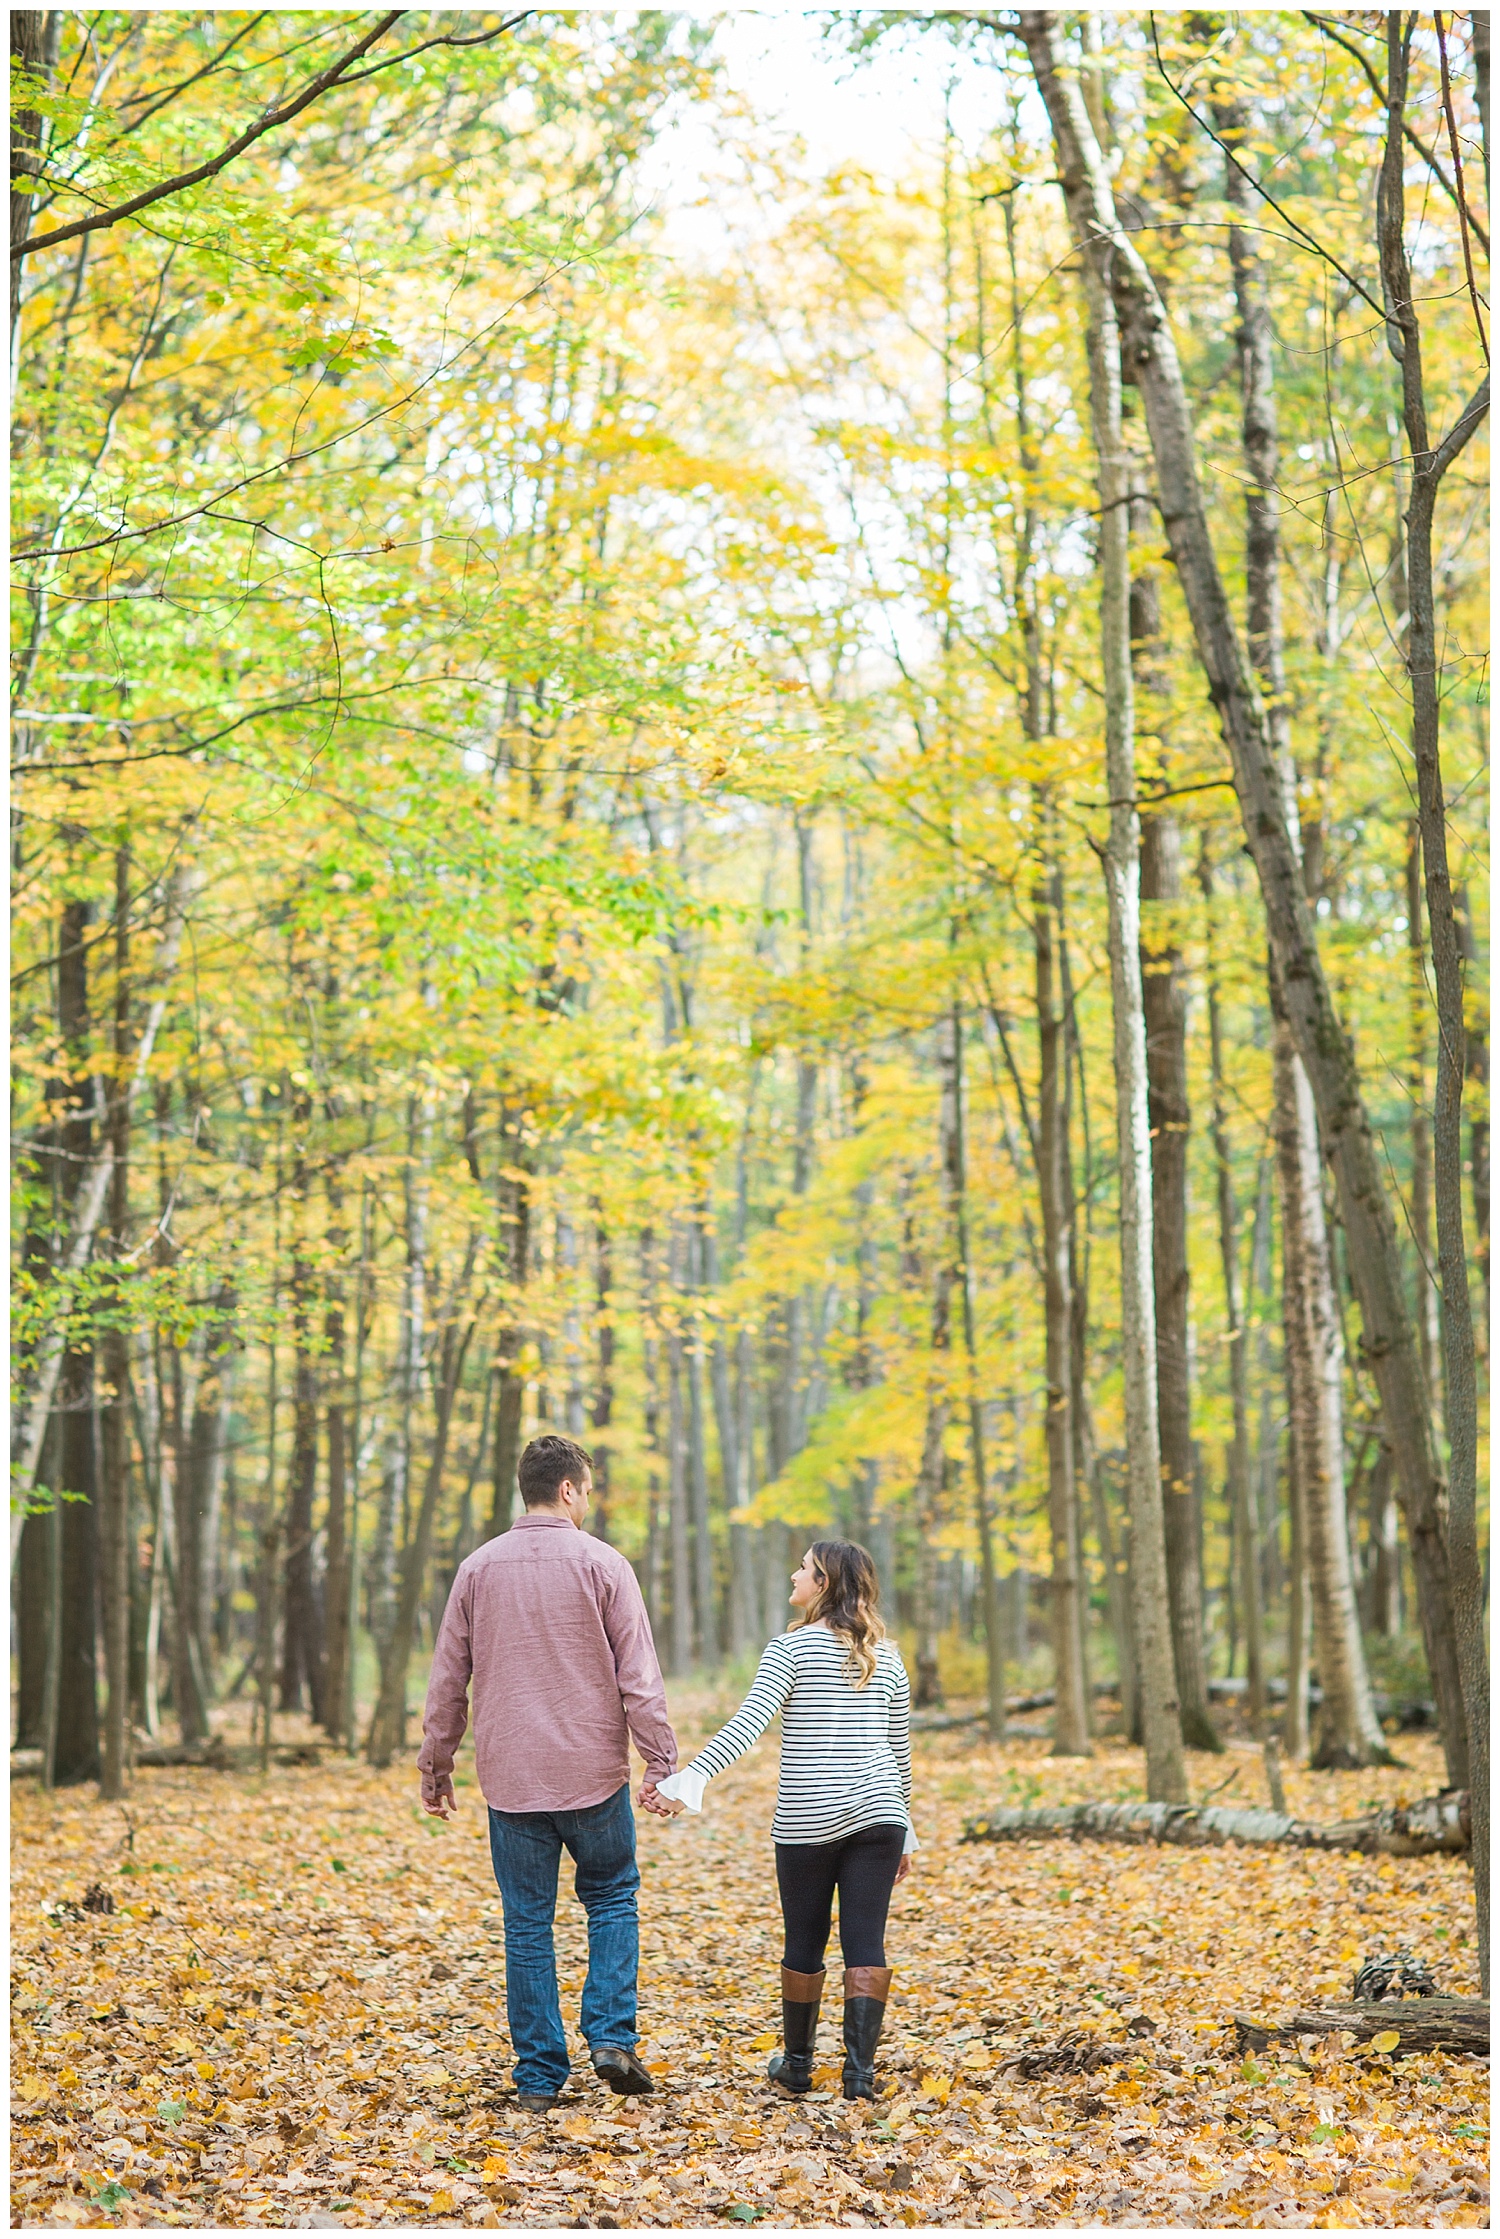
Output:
[655, 1767, 707, 1812]
[902, 1825, 919, 1855]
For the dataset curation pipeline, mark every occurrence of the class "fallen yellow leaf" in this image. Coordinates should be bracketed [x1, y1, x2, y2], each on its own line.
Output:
[1370, 2030, 1401, 2054]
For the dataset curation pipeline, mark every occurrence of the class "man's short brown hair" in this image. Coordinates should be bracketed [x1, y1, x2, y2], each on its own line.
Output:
[517, 1433, 594, 1509]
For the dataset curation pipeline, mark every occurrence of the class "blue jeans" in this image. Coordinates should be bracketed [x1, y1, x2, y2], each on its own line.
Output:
[487, 1784, 640, 2095]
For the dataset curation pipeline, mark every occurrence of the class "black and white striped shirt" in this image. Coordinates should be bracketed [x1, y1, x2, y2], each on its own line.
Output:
[684, 1624, 913, 1845]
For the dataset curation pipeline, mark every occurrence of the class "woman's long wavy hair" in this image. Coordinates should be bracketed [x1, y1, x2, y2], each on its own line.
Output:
[798, 1539, 886, 1688]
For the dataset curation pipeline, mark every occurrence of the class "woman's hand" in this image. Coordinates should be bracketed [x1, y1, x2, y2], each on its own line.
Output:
[895, 1853, 912, 1883]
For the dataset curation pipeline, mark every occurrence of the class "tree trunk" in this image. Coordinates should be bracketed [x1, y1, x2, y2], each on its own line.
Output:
[1407, 825, 1444, 1422]
[941, 996, 1011, 1743]
[321, 1168, 350, 1742]
[43, 894, 102, 1782]
[1454, 887, 1488, 1322]
[367, 1253, 478, 1767]
[281, 1099, 325, 1724]
[1379, 13, 1489, 1987]
[1365, 1442, 1402, 1637]
[1277, 1031, 1311, 1765]
[912, 1386, 947, 1711]
[590, 1218, 614, 1543]
[1201, 853, 1264, 1735]
[1213, 70, 1386, 1774]
[687, 1225, 718, 1665]
[488, 1115, 531, 1535]
[1018, 7, 1469, 1796]
[1021, 16, 1184, 1802]
[1140, 808, 1218, 1751]
[98, 846, 133, 1800]
[1033, 870, 1090, 1756]
[174, 1288, 232, 1745]
[1272, 991, 1389, 1767]
[667, 1257, 692, 1672]
[9, 11, 59, 341]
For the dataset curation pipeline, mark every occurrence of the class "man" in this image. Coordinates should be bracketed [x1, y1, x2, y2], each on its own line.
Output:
[419, 1433, 682, 2110]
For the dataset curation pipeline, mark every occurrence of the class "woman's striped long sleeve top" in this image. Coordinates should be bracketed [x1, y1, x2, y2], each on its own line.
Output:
[681, 1624, 913, 1845]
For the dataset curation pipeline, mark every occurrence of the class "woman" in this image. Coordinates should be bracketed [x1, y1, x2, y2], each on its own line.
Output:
[655, 1540, 915, 2103]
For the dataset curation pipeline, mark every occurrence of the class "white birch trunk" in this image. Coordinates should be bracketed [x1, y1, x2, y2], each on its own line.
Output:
[1020, 14, 1184, 1802]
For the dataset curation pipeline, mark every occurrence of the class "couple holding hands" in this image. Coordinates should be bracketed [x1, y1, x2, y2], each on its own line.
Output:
[419, 1435, 916, 2111]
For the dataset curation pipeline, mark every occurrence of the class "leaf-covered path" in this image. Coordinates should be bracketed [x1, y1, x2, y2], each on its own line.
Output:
[11, 1690, 1488, 2229]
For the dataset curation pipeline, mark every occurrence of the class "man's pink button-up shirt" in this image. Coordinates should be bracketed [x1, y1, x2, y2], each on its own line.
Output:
[417, 1511, 678, 1814]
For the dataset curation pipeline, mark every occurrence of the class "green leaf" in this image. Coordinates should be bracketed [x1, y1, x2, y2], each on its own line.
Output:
[726, 2206, 763, 2225]
[91, 2180, 133, 2210]
[156, 2098, 187, 2125]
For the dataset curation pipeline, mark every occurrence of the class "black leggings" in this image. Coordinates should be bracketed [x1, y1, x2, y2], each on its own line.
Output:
[775, 1822, 906, 1972]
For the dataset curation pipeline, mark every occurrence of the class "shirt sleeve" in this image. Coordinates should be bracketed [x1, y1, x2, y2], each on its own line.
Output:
[889, 1654, 912, 1814]
[687, 1634, 798, 1785]
[599, 1553, 678, 1783]
[417, 1567, 474, 1788]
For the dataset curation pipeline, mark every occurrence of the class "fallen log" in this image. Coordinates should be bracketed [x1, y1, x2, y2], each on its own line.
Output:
[1234, 1997, 1487, 2059]
[961, 1790, 1470, 1858]
[130, 1733, 233, 1770]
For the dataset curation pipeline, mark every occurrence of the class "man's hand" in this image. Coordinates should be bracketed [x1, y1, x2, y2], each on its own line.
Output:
[422, 1773, 457, 1820]
[637, 1779, 683, 1819]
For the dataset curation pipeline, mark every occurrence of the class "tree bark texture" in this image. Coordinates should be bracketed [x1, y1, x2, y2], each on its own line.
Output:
[280, 1107, 325, 1725]
[1033, 868, 1090, 1755]
[1271, 995, 1389, 1767]
[1021, 14, 1185, 1802]
[366, 1256, 477, 1767]
[1379, 14, 1488, 1985]
[667, 1269, 692, 1673]
[1202, 855, 1264, 1732]
[1407, 825, 1443, 1423]
[98, 846, 133, 1800]
[321, 1176, 350, 1743]
[687, 1226, 718, 1665]
[1139, 809, 1218, 1750]
[9, 12, 59, 339]
[488, 1119, 531, 1534]
[1018, 8, 1468, 1795]
[1236, 1998, 1486, 2061]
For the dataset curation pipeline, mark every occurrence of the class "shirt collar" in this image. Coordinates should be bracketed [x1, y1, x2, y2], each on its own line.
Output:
[511, 1511, 577, 1530]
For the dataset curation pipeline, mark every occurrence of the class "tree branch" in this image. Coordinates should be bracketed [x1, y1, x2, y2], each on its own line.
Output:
[13, 10, 408, 263]
[1148, 13, 1387, 318]
[1303, 11, 1490, 257]
[1422, 372, 1490, 485]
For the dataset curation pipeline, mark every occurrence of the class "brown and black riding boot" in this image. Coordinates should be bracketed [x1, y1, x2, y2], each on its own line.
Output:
[841, 1965, 893, 2101]
[767, 1966, 825, 2095]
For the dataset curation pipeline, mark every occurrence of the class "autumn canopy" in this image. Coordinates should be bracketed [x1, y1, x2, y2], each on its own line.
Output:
[8, 6, 1491, 2227]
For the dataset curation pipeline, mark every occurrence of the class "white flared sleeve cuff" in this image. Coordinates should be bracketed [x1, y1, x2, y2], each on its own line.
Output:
[655, 1766, 707, 1812]
[902, 1824, 920, 1855]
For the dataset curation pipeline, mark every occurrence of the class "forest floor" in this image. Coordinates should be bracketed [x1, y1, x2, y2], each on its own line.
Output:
[10, 1681, 1488, 2230]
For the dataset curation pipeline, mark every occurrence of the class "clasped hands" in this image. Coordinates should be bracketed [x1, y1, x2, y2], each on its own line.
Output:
[637, 1778, 685, 1819]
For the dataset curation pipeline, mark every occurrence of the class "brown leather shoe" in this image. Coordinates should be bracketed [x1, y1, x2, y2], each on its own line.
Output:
[768, 1965, 825, 2096]
[592, 2044, 655, 2095]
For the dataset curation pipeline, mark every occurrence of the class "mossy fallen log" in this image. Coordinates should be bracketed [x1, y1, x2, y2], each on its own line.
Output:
[961, 1790, 1470, 1857]
[1234, 1997, 1487, 2059]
